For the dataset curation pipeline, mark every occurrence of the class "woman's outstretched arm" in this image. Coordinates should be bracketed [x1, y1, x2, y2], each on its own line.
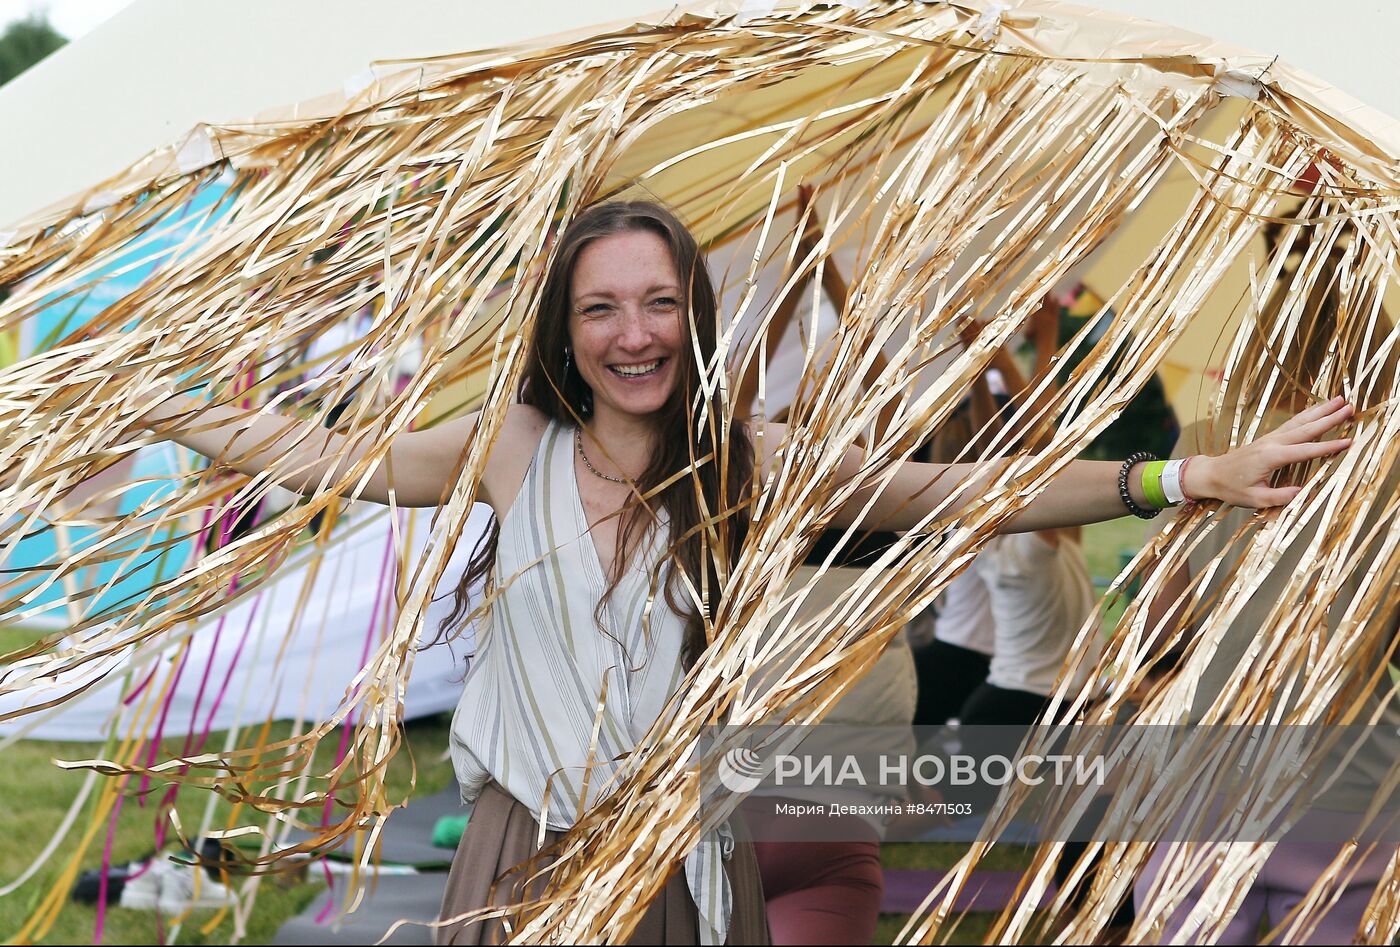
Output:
[138, 394, 479, 508]
[773, 396, 1354, 533]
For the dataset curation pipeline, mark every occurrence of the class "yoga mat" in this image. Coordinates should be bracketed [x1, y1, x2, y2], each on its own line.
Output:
[284, 784, 468, 869]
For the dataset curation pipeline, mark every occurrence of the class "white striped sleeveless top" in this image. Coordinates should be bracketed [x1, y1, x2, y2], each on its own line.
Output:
[448, 419, 733, 944]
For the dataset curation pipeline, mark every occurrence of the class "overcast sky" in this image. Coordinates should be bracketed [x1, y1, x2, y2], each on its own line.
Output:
[0, 0, 133, 40]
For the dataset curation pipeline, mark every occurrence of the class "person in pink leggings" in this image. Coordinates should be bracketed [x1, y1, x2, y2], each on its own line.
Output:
[741, 547, 918, 944]
[744, 800, 887, 945]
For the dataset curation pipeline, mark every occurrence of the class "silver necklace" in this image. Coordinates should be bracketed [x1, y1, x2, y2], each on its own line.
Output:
[575, 426, 627, 483]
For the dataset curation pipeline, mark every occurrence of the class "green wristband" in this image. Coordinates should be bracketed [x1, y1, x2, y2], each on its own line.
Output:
[1140, 460, 1169, 509]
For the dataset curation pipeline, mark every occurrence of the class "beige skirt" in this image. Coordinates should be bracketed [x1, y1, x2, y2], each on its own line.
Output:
[436, 782, 770, 945]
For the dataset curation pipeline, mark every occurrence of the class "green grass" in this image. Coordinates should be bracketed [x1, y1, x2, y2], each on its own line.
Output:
[0, 712, 455, 945]
[0, 623, 46, 655]
[1081, 515, 1154, 639]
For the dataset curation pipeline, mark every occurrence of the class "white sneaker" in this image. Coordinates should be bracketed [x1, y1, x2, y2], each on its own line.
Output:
[156, 857, 238, 914]
[117, 860, 163, 911]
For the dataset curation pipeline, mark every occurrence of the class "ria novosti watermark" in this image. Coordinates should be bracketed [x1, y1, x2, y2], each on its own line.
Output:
[718, 745, 1105, 794]
[700, 724, 1400, 844]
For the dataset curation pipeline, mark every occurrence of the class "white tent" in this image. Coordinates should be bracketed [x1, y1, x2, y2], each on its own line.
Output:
[0, 503, 488, 741]
[4, 0, 1400, 233]
[6, 0, 1399, 425]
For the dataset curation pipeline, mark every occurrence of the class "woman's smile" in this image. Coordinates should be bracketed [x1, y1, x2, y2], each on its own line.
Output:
[609, 357, 667, 378]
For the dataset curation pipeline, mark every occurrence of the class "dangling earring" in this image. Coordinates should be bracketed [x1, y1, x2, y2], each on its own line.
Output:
[563, 347, 572, 375]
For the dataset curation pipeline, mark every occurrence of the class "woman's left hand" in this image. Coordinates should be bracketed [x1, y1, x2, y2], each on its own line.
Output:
[1189, 396, 1354, 509]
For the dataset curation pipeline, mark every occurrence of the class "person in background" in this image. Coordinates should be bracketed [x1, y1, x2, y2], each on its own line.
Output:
[909, 423, 995, 728]
[950, 298, 1099, 757]
[953, 301, 1133, 938]
[742, 538, 917, 945]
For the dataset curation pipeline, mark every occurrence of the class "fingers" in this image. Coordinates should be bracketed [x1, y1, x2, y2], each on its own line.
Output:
[1275, 395, 1348, 434]
[1275, 401, 1353, 444]
[1272, 438, 1352, 466]
[1215, 397, 1356, 510]
[1237, 436, 1352, 508]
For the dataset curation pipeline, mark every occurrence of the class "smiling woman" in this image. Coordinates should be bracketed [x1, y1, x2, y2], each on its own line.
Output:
[431, 201, 765, 945]
[111, 197, 1357, 944]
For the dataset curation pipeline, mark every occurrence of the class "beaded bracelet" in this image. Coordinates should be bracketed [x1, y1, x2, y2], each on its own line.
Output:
[1118, 451, 1161, 519]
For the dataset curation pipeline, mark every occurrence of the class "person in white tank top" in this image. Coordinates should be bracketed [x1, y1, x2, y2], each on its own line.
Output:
[976, 530, 1097, 700]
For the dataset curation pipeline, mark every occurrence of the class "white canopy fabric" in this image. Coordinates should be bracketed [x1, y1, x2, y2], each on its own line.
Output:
[3, 0, 1399, 234]
[0, 503, 487, 741]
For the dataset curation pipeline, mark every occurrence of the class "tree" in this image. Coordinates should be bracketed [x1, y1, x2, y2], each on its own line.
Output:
[0, 12, 66, 88]
[1023, 284, 1181, 461]
[1052, 304, 1181, 461]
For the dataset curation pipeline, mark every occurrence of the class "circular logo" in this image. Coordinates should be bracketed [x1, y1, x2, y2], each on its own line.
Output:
[717, 745, 768, 793]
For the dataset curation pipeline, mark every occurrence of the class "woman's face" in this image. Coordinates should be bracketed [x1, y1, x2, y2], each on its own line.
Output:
[568, 229, 686, 422]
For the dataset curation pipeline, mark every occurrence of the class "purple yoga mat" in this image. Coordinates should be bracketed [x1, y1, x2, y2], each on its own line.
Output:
[881, 869, 1057, 914]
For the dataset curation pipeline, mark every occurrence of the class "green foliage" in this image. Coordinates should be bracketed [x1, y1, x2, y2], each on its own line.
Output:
[0, 13, 66, 88]
[1053, 309, 1181, 461]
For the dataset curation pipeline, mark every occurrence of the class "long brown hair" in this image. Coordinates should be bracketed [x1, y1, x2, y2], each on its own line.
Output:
[436, 201, 755, 666]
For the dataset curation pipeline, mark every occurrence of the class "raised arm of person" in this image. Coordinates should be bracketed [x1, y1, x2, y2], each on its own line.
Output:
[960, 296, 1062, 457]
[137, 393, 481, 508]
[763, 395, 1354, 534]
[965, 300, 1080, 545]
